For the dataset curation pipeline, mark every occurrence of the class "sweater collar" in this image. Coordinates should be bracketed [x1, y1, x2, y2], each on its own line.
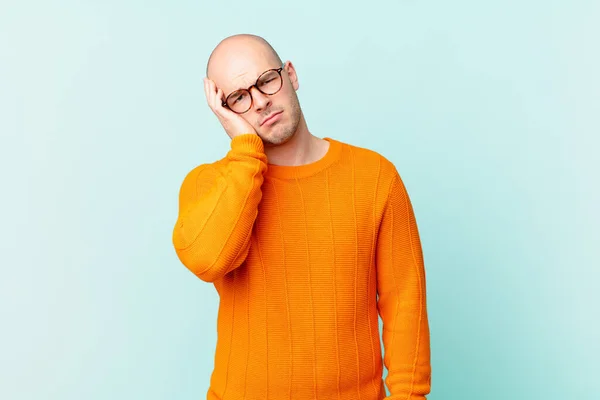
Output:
[265, 137, 342, 180]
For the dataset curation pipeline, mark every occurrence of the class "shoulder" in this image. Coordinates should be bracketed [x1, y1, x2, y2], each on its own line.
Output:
[333, 137, 400, 181]
[178, 159, 226, 191]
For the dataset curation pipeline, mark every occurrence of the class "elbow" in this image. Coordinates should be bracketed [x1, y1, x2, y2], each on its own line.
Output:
[172, 234, 250, 283]
[172, 226, 221, 282]
[174, 247, 231, 283]
[193, 266, 225, 284]
[172, 222, 252, 283]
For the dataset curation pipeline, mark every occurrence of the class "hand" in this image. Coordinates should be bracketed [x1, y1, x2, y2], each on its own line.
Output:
[203, 77, 257, 139]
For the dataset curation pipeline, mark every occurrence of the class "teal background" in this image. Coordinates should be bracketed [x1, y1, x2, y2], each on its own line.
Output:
[1, 1, 598, 399]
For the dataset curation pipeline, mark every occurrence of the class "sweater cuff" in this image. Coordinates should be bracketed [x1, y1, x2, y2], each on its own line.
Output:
[230, 133, 264, 154]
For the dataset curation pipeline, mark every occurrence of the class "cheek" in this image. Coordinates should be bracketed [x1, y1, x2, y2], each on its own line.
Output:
[277, 90, 296, 110]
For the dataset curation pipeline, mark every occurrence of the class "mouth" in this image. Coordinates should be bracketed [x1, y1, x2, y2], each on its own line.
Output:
[260, 111, 283, 126]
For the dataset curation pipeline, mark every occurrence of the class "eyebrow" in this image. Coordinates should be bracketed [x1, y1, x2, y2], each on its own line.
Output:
[234, 76, 259, 91]
[227, 65, 281, 97]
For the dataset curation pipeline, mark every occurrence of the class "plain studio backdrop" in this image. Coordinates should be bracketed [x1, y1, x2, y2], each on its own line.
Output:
[0, 1, 598, 399]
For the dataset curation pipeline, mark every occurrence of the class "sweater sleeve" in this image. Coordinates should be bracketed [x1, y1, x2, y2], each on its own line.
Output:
[376, 171, 432, 399]
[172, 134, 268, 283]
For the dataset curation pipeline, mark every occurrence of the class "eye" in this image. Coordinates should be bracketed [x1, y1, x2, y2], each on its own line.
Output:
[232, 92, 247, 104]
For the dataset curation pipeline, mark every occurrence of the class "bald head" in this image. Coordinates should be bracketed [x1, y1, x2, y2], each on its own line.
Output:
[206, 34, 282, 79]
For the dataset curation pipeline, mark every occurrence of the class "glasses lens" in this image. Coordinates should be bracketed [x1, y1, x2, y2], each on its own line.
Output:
[257, 70, 282, 95]
[227, 90, 251, 113]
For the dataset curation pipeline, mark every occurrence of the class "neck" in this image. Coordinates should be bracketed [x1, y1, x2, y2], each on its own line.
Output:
[264, 113, 327, 167]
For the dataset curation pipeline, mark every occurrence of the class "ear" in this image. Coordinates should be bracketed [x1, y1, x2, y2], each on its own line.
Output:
[284, 60, 299, 91]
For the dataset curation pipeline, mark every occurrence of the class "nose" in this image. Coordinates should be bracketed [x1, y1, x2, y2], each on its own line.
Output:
[250, 86, 272, 112]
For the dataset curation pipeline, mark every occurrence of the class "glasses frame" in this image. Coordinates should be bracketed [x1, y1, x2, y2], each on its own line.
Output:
[222, 63, 286, 114]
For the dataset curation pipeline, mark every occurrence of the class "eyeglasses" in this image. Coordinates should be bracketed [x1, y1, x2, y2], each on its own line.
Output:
[222, 64, 286, 114]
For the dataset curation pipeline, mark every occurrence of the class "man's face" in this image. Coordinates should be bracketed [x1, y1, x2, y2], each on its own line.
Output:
[213, 53, 301, 146]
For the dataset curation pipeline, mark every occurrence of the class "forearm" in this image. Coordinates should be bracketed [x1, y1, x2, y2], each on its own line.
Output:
[380, 287, 431, 399]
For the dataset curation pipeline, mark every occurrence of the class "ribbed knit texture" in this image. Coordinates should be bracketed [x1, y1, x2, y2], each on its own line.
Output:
[173, 134, 431, 400]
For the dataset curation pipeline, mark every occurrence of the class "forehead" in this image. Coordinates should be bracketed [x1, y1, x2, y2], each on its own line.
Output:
[212, 47, 278, 92]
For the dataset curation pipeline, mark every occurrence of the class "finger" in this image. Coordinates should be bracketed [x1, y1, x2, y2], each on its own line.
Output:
[203, 78, 210, 105]
[215, 88, 224, 110]
[214, 88, 228, 118]
[205, 78, 216, 109]
[207, 80, 218, 111]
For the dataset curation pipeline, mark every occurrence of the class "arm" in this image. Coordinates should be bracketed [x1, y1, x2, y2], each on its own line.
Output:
[376, 171, 432, 399]
[172, 133, 267, 282]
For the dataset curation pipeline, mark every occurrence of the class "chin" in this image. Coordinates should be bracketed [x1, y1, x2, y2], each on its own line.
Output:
[259, 126, 295, 146]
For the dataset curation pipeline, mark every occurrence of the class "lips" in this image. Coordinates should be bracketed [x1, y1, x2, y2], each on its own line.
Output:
[261, 111, 282, 126]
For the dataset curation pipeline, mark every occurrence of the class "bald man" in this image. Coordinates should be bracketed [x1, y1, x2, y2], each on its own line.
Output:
[172, 34, 432, 400]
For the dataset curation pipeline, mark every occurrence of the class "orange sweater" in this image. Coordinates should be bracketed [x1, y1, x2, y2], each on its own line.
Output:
[173, 134, 431, 400]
